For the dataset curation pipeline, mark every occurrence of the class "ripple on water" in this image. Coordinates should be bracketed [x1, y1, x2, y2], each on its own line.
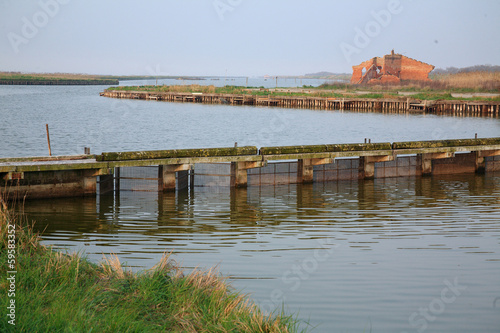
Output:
[27, 174, 500, 333]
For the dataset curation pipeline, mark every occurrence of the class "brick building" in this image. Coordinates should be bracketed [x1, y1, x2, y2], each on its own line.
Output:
[351, 50, 435, 84]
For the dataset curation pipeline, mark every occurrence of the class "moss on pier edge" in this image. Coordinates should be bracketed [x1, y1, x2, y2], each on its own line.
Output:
[260, 143, 392, 155]
[98, 146, 258, 161]
[392, 137, 500, 149]
[0, 202, 304, 333]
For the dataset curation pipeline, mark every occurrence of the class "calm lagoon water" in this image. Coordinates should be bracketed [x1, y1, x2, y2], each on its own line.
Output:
[1, 81, 500, 332]
[1, 80, 499, 158]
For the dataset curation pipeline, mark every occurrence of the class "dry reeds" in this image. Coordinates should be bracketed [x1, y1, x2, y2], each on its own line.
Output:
[101, 252, 127, 279]
[433, 71, 500, 91]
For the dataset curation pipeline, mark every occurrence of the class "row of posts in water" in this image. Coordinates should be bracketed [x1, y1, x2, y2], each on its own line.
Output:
[102, 90, 500, 116]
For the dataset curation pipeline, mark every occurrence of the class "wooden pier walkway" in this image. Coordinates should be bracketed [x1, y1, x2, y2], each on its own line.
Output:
[1, 138, 500, 199]
[101, 90, 500, 116]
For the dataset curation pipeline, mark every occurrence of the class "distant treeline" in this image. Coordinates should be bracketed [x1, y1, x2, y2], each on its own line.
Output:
[433, 65, 500, 74]
[0, 72, 119, 85]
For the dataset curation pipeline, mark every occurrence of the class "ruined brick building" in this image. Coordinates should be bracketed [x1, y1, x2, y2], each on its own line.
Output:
[351, 50, 435, 84]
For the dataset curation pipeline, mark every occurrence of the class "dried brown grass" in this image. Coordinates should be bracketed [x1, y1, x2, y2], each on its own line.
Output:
[101, 252, 127, 279]
[434, 71, 500, 91]
[347, 71, 500, 93]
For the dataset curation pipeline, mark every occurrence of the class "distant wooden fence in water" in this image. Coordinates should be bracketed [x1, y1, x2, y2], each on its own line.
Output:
[1, 138, 500, 200]
[101, 90, 500, 116]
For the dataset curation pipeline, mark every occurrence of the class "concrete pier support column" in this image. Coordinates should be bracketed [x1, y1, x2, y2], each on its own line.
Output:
[298, 158, 334, 183]
[297, 159, 314, 183]
[359, 155, 394, 179]
[83, 170, 97, 196]
[84, 168, 112, 196]
[475, 151, 486, 174]
[476, 150, 500, 174]
[419, 152, 454, 176]
[158, 164, 191, 192]
[231, 161, 266, 188]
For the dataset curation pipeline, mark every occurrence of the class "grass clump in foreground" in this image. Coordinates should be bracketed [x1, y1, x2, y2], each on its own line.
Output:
[0, 200, 303, 333]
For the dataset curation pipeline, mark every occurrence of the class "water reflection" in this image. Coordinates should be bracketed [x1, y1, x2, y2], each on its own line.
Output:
[26, 174, 500, 257]
[24, 173, 500, 332]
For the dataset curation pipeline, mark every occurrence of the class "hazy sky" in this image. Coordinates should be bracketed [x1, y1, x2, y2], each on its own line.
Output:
[1, 0, 499, 76]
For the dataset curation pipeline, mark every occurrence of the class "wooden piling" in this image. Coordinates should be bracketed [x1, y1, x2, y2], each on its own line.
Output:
[46, 124, 52, 156]
[101, 90, 500, 117]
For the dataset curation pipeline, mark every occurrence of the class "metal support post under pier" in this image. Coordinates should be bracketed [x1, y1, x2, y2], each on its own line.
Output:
[98, 174, 114, 195]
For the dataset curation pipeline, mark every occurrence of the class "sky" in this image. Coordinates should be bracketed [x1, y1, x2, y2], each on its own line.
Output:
[1, 0, 499, 76]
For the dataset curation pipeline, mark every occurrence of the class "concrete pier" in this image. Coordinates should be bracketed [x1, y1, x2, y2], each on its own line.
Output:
[231, 161, 267, 188]
[159, 164, 191, 192]
[1, 138, 500, 200]
[359, 155, 395, 179]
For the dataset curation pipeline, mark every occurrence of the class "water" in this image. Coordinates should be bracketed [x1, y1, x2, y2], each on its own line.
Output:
[1, 81, 499, 158]
[22, 175, 500, 332]
[2, 82, 500, 332]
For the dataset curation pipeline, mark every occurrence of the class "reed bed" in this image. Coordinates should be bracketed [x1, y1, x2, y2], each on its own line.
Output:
[433, 71, 500, 91]
[363, 72, 499, 92]
[0, 197, 304, 332]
